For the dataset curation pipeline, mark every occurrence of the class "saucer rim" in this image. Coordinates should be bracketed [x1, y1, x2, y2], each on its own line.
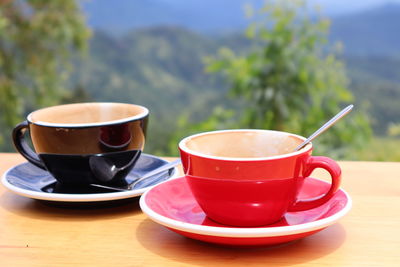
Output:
[1, 154, 178, 202]
[139, 176, 352, 238]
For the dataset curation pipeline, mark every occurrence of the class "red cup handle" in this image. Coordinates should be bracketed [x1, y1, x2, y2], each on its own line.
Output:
[288, 156, 342, 212]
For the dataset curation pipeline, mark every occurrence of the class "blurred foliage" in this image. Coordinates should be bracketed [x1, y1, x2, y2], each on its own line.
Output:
[169, 0, 372, 159]
[0, 0, 90, 150]
[352, 137, 400, 162]
[388, 123, 400, 137]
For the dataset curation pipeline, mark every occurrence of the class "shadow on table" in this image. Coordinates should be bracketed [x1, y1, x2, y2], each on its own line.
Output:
[136, 218, 347, 266]
[0, 191, 142, 221]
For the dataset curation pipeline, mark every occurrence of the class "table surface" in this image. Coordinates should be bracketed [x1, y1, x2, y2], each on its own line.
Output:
[0, 153, 399, 267]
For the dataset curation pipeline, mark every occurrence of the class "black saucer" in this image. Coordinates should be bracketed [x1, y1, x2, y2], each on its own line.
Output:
[1, 154, 177, 203]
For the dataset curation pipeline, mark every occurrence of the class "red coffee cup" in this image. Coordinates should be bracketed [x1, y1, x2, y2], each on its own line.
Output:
[179, 129, 341, 227]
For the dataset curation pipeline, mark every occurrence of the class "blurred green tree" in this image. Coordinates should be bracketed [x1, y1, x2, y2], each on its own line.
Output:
[0, 0, 90, 150]
[170, 0, 372, 159]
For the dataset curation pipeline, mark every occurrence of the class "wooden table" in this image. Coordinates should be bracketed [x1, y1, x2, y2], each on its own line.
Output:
[0, 153, 399, 266]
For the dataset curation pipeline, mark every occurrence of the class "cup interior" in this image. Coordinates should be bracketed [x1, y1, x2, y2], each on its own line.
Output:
[28, 102, 148, 126]
[180, 130, 307, 159]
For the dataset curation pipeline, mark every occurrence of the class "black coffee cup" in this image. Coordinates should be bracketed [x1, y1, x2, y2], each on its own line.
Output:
[12, 102, 149, 185]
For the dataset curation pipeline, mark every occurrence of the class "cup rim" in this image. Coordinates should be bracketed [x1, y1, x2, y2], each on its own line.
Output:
[27, 102, 149, 128]
[178, 129, 312, 161]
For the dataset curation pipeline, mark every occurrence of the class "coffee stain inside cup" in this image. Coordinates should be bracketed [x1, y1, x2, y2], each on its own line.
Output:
[185, 131, 303, 158]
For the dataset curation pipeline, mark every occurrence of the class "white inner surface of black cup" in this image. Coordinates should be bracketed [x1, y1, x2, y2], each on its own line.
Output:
[28, 102, 148, 127]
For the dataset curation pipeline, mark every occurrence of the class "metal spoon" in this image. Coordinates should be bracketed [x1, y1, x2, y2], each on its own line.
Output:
[90, 159, 181, 191]
[89, 151, 141, 183]
[293, 104, 354, 151]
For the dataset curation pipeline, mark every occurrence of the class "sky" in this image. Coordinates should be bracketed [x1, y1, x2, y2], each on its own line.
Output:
[307, 0, 400, 14]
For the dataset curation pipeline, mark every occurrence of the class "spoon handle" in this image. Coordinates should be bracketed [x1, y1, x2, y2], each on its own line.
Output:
[90, 159, 181, 191]
[128, 159, 181, 189]
[294, 104, 354, 152]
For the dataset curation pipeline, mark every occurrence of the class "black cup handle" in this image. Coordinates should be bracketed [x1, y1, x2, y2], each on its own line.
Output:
[12, 121, 46, 169]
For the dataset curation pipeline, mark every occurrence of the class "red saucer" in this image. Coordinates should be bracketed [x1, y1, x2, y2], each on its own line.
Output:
[140, 177, 351, 246]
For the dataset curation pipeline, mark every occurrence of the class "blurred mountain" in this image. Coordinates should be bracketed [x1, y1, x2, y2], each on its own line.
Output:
[330, 3, 400, 56]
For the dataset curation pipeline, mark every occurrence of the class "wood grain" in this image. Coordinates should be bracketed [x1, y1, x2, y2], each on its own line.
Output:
[0, 153, 399, 266]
